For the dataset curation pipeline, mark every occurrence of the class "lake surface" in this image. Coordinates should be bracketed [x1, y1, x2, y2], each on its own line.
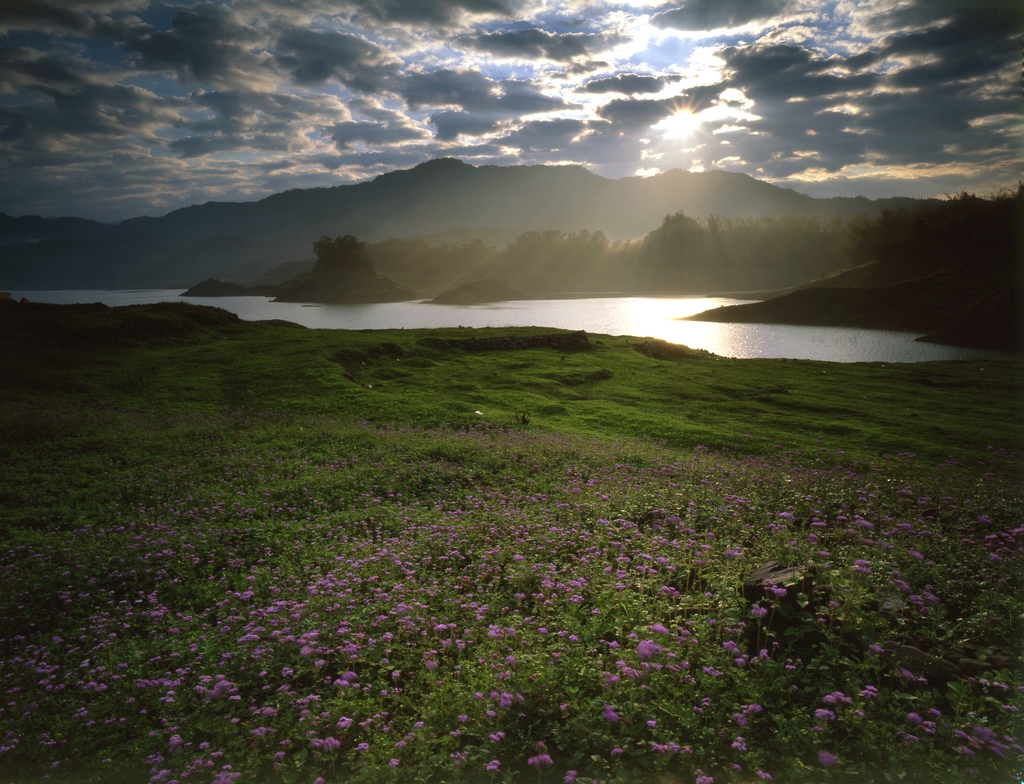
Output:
[8, 289, 1011, 364]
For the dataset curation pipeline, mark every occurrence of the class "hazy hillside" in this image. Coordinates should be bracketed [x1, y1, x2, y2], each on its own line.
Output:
[689, 188, 1023, 352]
[418, 214, 850, 298]
[0, 159, 920, 290]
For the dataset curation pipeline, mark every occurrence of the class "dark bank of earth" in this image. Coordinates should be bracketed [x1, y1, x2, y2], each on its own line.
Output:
[272, 269, 412, 304]
[181, 278, 280, 297]
[689, 269, 1018, 352]
[688, 188, 1023, 354]
[428, 278, 525, 304]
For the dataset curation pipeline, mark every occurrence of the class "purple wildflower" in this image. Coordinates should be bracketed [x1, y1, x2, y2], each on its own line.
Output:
[527, 754, 553, 768]
[636, 639, 662, 661]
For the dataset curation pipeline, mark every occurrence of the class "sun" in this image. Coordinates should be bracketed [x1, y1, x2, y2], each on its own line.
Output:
[652, 108, 702, 140]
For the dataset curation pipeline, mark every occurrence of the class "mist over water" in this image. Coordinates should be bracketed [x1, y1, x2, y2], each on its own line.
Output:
[10, 290, 1009, 363]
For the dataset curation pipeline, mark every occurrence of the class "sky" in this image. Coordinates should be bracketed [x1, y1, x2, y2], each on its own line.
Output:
[0, 0, 1020, 222]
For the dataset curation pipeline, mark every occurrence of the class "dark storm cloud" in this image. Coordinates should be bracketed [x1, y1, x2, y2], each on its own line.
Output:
[402, 69, 567, 114]
[0, 0, 145, 36]
[463, 28, 621, 62]
[499, 117, 587, 153]
[274, 27, 395, 91]
[190, 90, 329, 133]
[167, 134, 236, 157]
[595, 97, 675, 128]
[0, 0, 94, 34]
[166, 90, 340, 157]
[580, 73, 673, 95]
[594, 82, 722, 131]
[404, 69, 571, 141]
[652, 0, 797, 31]
[428, 110, 501, 141]
[716, 44, 879, 102]
[875, 8, 1021, 90]
[329, 118, 427, 150]
[120, 2, 270, 88]
[700, 3, 1021, 187]
[0, 45, 179, 147]
[712, 2, 1019, 155]
[858, 0, 1023, 36]
[342, 0, 522, 25]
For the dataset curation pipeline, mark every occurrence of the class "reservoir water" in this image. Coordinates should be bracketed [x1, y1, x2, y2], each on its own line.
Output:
[8, 289, 1011, 364]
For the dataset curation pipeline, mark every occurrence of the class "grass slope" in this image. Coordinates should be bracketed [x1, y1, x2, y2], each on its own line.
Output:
[1, 301, 1019, 463]
[0, 302, 1021, 784]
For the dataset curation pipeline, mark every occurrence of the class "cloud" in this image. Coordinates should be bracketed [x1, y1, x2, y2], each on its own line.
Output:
[855, 0, 1023, 37]
[428, 110, 503, 140]
[0, 45, 182, 148]
[596, 97, 676, 129]
[403, 70, 569, 141]
[499, 117, 587, 153]
[462, 28, 621, 62]
[652, 0, 798, 31]
[166, 89, 344, 158]
[0, 0, 1021, 221]
[273, 27, 397, 91]
[402, 68, 568, 114]
[120, 3, 273, 89]
[697, 11, 1022, 188]
[717, 44, 879, 101]
[580, 73, 672, 95]
[329, 118, 427, 149]
[876, 6, 1021, 90]
[0, 0, 146, 35]
[334, 0, 524, 25]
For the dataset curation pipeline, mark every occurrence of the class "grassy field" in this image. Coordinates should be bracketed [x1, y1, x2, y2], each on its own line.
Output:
[1, 301, 1020, 462]
[0, 302, 1021, 784]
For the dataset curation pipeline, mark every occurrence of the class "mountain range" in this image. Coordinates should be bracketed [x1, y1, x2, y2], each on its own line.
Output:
[0, 159, 920, 290]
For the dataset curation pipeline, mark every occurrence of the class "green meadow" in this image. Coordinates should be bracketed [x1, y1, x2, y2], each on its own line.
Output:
[2, 302, 1019, 461]
[0, 302, 1021, 784]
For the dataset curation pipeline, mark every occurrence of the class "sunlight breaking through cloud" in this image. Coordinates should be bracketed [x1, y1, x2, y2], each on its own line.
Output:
[0, 0, 1019, 219]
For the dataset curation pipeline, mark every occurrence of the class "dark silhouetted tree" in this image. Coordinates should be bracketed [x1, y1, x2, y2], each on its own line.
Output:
[311, 234, 375, 277]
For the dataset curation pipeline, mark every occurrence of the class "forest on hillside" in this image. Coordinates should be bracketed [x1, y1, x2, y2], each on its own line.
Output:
[367, 186, 1019, 300]
[688, 185, 1023, 352]
[365, 213, 851, 298]
[191, 185, 1019, 324]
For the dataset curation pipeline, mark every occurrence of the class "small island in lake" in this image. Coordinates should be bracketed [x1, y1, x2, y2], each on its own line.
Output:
[181, 278, 280, 297]
[428, 278, 525, 305]
[183, 234, 415, 304]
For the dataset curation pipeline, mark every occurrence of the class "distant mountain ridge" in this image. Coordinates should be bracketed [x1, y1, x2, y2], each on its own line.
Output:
[0, 158, 922, 289]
